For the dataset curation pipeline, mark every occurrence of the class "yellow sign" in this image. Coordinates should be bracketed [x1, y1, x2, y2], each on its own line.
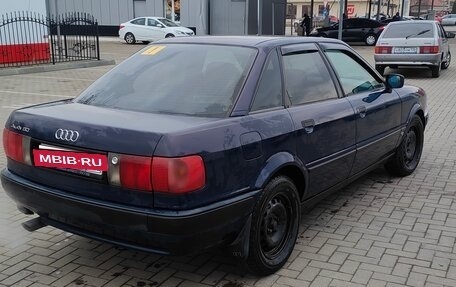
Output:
[141, 46, 166, 55]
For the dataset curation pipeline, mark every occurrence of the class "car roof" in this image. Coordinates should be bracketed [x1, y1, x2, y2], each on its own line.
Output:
[156, 36, 348, 49]
[387, 20, 437, 26]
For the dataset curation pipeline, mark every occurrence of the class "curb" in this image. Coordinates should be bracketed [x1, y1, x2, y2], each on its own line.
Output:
[0, 59, 116, 76]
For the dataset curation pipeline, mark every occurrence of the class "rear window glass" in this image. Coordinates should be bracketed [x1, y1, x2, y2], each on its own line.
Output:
[75, 44, 257, 118]
[382, 23, 434, 38]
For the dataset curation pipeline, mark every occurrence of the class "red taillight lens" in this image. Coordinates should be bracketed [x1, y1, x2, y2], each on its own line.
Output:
[119, 25, 125, 30]
[420, 46, 440, 54]
[375, 46, 392, 54]
[3, 129, 23, 163]
[119, 155, 152, 191]
[152, 156, 205, 194]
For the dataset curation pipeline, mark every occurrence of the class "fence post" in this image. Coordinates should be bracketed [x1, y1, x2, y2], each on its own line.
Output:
[49, 18, 55, 65]
[95, 21, 100, 60]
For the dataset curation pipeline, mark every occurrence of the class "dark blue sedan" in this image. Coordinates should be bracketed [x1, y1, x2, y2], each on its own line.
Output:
[1, 36, 427, 275]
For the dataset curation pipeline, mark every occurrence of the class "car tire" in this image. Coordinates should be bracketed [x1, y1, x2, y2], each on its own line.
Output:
[375, 65, 385, 76]
[165, 33, 175, 38]
[246, 176, 300, 276]
[442, 51, 451, 69]
[385, 115, 424, 177]
[431, 64, 441, 78]
[124, 33, 136, 44]
[365, 34, 377, 46]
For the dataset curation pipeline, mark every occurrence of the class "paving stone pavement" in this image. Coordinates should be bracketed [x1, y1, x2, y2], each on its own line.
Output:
[1, 39, 456, 287]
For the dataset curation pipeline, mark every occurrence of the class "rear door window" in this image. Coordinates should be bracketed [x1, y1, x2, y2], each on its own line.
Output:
[131, 18, 145, 25]
[282, 49, 338, 105]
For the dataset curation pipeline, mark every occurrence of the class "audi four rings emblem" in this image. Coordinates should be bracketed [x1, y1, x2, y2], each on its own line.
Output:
[55, 129, 80, 142]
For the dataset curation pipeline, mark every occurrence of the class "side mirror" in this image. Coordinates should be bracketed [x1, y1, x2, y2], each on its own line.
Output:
[385, 73, 404, 89]
[157, 24, 164, 28]
[446, 31, 455, 38]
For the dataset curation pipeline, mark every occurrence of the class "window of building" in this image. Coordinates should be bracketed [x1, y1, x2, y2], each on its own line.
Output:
[165, 0, 181, 22]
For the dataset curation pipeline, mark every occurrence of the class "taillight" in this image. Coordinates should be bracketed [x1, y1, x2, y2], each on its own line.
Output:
[375, 46, 392, 54]
[420, 46, 440, 54]
[119, 25, 125, 30]
[3, 129, 24, 163]
[108, 153, 205, 194]
[119, 155, 153, 191]
[152, 156, 205, 194]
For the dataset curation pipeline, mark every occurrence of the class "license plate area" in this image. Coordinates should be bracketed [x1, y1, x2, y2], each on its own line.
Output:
[392, 47, 418, 54]
[33, 144, 108, 180]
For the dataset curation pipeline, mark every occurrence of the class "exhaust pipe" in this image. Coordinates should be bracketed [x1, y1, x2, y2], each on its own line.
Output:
[22, 217, 47, 232]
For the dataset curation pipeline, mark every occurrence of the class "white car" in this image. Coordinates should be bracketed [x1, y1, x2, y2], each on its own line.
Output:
[441, 14, 456, 25]
[119, 17, 194, 44]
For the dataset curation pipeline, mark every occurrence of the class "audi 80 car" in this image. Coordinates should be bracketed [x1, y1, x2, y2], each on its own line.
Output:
[2, 36, 427, 275]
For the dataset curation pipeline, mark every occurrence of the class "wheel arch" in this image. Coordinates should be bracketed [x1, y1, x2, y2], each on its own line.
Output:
[407, 103, 426, 130]
[253, 152, 308, 200]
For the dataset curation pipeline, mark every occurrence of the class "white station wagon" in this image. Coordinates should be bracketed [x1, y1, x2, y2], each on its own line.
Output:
[119, 17, 194, 44]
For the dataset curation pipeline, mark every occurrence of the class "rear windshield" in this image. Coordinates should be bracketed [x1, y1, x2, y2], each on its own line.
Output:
[382, 23, 434, 38]
[75, 44, 257, 117]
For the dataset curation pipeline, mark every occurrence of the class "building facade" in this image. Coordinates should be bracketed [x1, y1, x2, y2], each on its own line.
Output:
[45, 0, 287, 36]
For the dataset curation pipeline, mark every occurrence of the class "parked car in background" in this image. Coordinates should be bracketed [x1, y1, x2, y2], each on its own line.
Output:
[441, 14, 456, 25]
[375, 20, 454, 77]
[294, 15, 338, 35]
[2, 36, 427, 276]
[119, 16, 194, 44]
[310, 18, 386, 45]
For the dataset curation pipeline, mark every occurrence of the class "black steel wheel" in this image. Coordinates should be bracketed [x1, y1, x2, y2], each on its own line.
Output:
[442, 51, 451, 69]
[246, 176, 300, 275]
[431, 64, 441, 78]
[124, 32, 136, 44]
[385, 115, 424, 176]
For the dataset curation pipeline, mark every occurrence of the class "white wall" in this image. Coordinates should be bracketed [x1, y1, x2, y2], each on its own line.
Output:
[0, 0, 47, 15]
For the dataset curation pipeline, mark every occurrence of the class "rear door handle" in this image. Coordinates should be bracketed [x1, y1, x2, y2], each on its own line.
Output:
[302, 119, 315, 134]
[357, 106, 367, 118]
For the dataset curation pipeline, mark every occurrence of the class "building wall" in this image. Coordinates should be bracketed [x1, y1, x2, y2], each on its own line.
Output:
[1, 0, 47, 15]
[180, 0, 208, 35]
[289, 0, 402, 18]
[47, 0, 164, 25]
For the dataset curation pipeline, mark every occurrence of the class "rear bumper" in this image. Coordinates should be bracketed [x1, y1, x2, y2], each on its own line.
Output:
[375, 53, 441, 66]
[1, 169, 257, 255]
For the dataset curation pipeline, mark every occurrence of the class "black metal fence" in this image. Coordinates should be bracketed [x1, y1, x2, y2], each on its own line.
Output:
[0, 11, 100, 68]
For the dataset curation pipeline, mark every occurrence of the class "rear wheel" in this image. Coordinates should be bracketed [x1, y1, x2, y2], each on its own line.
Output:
[246, 176, 300, 275]
[385, 115, 424, 176]
[124, 32, 136, 44]
[165, 33, 175, 38]
[375, 65, 385, 76]
[442, 51, 451, 69]
[365, 34, 377, 46]
[431, 64, 441, 78]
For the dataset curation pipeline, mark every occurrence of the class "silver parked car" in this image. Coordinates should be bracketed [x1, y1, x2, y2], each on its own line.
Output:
[374, 20, 454, 78]
[441, 14, 456, 25]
